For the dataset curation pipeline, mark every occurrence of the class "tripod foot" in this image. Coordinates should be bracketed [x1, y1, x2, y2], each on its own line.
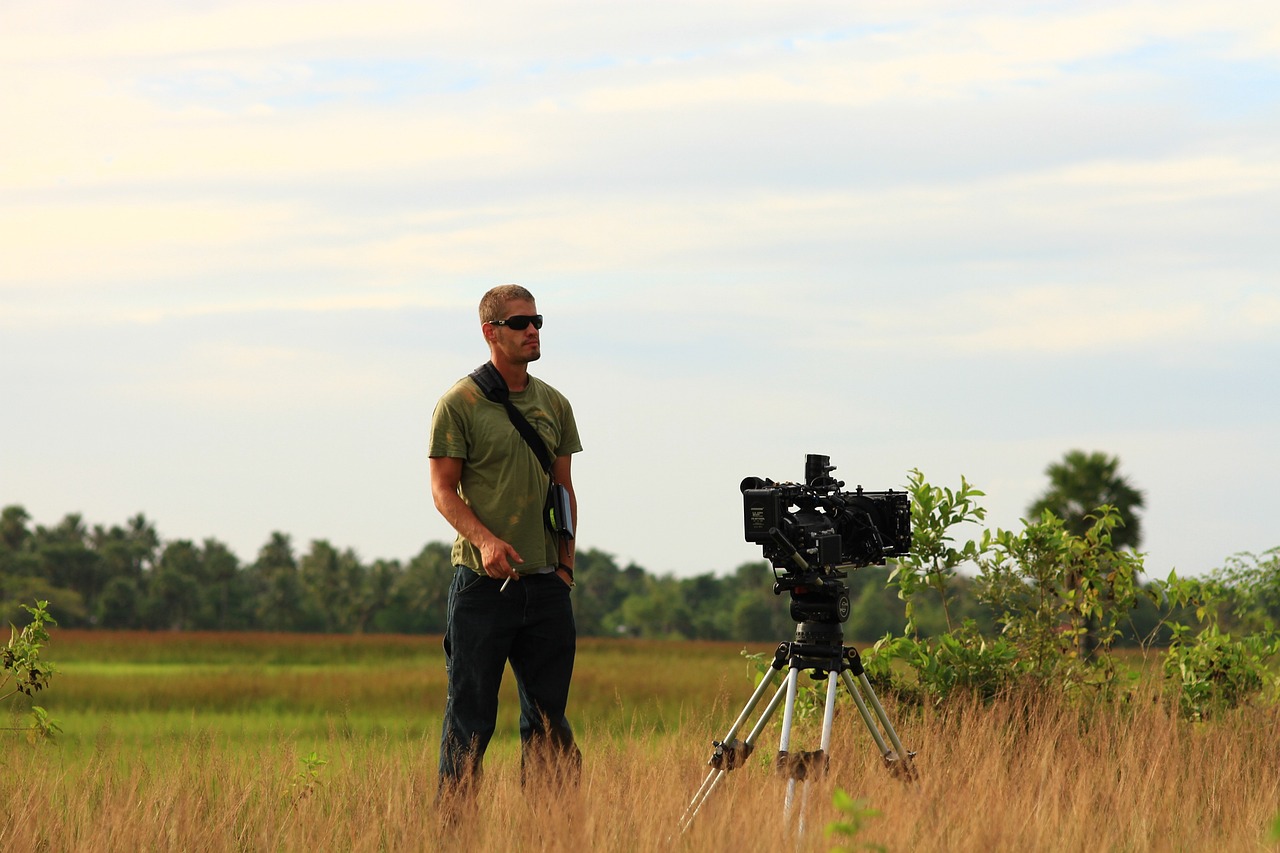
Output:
[882, 749, 919, 782]
[777, 749, 828, 782]
[708, 738, 755, 771]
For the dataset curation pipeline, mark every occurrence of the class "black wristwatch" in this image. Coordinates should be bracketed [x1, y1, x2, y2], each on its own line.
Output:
[557, 563, 575, 587]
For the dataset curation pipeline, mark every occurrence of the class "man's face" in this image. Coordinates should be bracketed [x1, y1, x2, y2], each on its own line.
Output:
[487, 298, 542, 364]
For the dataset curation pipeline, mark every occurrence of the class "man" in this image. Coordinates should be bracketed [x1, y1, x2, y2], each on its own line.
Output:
[429, 284, 582, 796]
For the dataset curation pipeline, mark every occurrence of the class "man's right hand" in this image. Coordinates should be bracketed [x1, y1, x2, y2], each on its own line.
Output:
[478, 536, 523, 581]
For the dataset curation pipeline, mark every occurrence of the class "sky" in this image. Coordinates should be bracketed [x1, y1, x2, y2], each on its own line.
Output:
[3, 1, 1278, 583]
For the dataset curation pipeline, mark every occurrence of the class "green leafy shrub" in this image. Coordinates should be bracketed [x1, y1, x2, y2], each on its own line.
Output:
[1210, 547, 1280, 633]
[2, 600, 61, 741]
[880, 473, 1151, 704]
[888, 469, 989, 636]
[1156, 574, 1279, 719]
[974, 506, 1149, 697]
[867, 624, 1023, 705]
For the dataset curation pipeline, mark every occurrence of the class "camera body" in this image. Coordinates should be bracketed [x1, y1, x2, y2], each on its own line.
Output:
[741, 454, 911, 624]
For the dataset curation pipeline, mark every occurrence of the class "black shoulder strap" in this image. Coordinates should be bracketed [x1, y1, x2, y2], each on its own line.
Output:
[468, 362, 554, 474]
[468, 361, 506, 402]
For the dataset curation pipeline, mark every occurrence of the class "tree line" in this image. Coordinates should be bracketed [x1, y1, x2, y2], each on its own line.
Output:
[0, 505, 1160, 645]
[0, 502, 893, 641]
[4, 450, 1269, 646]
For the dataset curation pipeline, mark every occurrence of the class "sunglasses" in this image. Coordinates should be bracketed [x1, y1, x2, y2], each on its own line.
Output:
[489, 314, 543, 331]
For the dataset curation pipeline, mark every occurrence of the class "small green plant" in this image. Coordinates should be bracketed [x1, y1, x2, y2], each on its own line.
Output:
[290, 750, 329, 801]
[2, 600, 61, 741]
[825, 788, 884, 852]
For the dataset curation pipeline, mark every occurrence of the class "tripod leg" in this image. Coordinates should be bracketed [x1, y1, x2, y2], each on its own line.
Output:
[838, 670, 892, 757]
[856, 671, 915, 777]
[720, 660, 784, 747]
[680, 670, 790, 832]
[819, 669, 839, 756]
[778, 667, 801, 819]
[776, 668, 847, 837]
[839, 670, 917, 779]
[795, 672, 840, 836]
[777, 667, 800, 754]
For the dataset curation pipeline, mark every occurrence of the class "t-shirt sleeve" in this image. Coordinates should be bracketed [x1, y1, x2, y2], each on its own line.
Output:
[555, 397, 583, 458]
[428, 388, 470, 459]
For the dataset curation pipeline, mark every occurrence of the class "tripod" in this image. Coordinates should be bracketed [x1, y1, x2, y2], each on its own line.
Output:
[679, 619, 916, 835]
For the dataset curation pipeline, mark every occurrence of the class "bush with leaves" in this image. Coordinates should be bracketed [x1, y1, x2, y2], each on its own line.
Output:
[1209, 547, 1280, 633]
[974, 506, 1149, 697]
[1155, 573, 1279, 720]
[861, 471, 1021, 704]
[871, 470, 1280, 719]
[867, 623, 1023, 705]
[2, 600, 61, 741]
[888, 469, 989, 637]
[289, 750, 329, 802]
[874, 472, 1155, 704]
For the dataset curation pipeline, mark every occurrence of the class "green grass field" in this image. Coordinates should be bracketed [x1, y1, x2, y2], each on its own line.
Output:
[18, 630, 757, 753]
[6, 630, 1280, 852]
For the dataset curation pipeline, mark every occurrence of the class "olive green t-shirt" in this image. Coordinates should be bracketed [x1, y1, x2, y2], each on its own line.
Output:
[428, 372, 582, 574]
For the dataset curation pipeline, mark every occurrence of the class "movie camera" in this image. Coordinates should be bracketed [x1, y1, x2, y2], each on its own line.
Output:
[740, 454, 911, 624]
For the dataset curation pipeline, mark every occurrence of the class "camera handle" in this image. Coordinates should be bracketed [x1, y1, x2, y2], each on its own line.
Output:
[765, 527, 810, 572]
[678, 628, 916, 837]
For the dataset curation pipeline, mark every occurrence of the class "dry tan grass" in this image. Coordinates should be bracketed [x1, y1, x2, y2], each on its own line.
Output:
[5, 685, 1280, 852]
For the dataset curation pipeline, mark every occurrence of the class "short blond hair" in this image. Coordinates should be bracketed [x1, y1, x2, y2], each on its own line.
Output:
[479, 285, 535, 323]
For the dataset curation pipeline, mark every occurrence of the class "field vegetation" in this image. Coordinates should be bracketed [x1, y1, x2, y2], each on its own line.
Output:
[4, 630, 1280, 852]
[5, 463, 1280, 850]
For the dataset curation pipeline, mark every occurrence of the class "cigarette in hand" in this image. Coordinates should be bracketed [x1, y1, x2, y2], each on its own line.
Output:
[501, 576, 513, 592]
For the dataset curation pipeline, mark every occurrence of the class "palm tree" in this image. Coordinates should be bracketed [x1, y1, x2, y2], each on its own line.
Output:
[1, 505, 32, 551]
[1027, 450, 1145, 550]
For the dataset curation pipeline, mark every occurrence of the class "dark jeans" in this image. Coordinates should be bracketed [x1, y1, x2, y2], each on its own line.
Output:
[438, 566, 581, 791]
